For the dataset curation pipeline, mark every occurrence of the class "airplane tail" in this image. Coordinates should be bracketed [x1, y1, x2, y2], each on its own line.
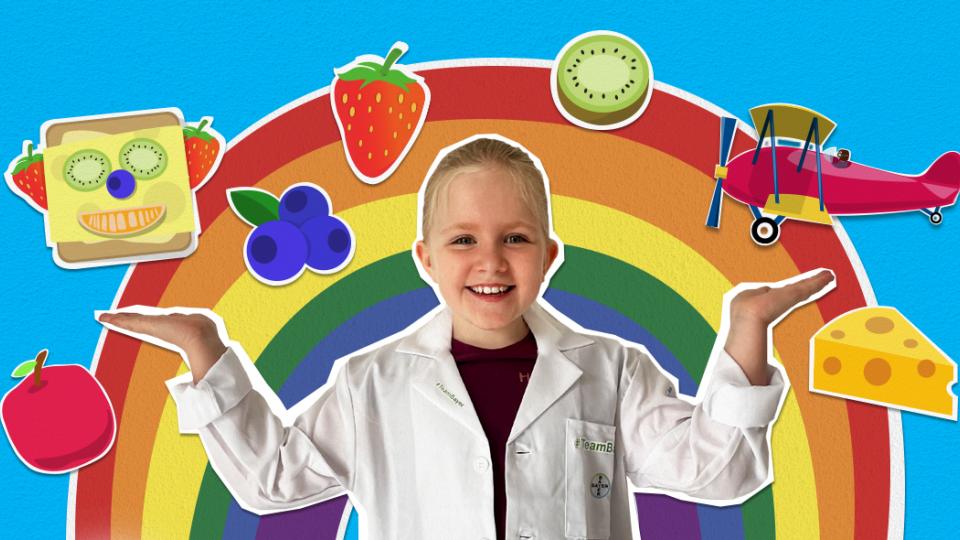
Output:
[922, 151, 960, 187]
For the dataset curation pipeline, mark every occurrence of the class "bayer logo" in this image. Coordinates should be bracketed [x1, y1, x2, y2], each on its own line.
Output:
[591, 473, 611, 498]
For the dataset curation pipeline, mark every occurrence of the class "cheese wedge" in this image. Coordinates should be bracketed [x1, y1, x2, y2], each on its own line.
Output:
[810, 306, 957, 419]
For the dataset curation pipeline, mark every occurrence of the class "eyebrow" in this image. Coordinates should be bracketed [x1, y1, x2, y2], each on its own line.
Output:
[438, 221, 538, 235]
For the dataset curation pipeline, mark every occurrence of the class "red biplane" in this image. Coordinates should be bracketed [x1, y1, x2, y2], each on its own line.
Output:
[706, 104, 960, 244]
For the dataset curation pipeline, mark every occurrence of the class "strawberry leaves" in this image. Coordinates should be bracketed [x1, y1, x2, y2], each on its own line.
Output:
[12, 143, 42, 175]
[335, 42, 416, 90]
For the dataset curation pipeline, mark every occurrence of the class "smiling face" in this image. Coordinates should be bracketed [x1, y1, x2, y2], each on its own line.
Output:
[416, 165, 558, 348]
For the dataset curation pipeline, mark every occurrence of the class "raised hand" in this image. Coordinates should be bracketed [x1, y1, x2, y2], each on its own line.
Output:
[723, 269, 835, 385]
[98, 308, 228, 384]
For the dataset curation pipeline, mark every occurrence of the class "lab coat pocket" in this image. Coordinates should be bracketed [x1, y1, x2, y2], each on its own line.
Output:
[565, 418, 616, 539]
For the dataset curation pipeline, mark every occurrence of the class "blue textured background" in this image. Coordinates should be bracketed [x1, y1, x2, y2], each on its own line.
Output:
[1, 2, 956, 538]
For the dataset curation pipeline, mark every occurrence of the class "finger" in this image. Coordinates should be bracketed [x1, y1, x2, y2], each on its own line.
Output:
[771, 271, 835, 308]
[98, 312, 182, 348]
[98, 312, 161, 333]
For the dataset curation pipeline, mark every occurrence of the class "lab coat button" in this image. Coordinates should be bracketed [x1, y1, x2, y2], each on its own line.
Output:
[473, 457, 490, 472]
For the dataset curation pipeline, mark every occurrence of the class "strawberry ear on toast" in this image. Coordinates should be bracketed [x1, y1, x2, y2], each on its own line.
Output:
[330, 41, 431, 185]
[5, 141, 47, 213]
[182, 116, 225, 191]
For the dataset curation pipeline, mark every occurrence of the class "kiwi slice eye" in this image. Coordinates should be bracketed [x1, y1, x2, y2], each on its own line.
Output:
[63, 149, 111, 191]
[555, 33, 651, 126]
[119, 138, 168, 180]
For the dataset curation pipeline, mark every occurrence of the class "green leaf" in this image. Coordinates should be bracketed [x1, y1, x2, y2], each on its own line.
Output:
[12, 153, 42, 175]
[337, 65, 379, 81]
[337, 65, 417, 91]
[183, 127, 214, 142]
[228, 189, 280, 227]
[11, 360, 35, 378]
[357, 61, 384, 70]
[383, 71, 417, 89]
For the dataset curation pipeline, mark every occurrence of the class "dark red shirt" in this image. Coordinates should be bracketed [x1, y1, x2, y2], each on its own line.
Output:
[451, 332, 537, 540]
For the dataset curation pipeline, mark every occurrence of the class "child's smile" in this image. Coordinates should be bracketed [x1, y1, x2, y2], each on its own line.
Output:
[416, 165, 558, 348]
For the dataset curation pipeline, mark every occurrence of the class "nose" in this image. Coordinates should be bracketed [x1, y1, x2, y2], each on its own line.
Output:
[106, 169, 136, 199]
[476, 241, 508, 274]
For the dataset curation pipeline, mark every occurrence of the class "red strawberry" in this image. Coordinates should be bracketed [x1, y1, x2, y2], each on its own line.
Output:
[183, 118, 221, 189]
[9, 142, 46, 210]
[331, 41, 430, 184]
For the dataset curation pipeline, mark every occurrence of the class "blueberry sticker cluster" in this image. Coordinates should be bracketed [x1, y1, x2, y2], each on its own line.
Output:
[228, 183, 355, 285]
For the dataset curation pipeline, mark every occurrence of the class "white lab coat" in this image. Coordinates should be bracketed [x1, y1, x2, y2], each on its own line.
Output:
[167, 301, 786, 540]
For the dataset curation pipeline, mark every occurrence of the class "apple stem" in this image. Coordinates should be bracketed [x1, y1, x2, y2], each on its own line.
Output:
[381, 44, 406, 75]
[32, 349, 48, 387]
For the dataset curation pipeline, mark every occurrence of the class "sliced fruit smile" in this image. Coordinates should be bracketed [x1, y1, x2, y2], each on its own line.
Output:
[77, 204, 166, 238]
[468, 285, 514, 295]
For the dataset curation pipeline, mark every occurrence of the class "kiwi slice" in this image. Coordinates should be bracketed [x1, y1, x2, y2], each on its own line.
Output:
[63, 149, 111, 191]
[556, 34, 651, 126]
[119, 138, 168, 179]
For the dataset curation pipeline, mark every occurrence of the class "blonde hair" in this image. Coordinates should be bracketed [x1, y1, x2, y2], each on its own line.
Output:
[420, 137, 550, 240]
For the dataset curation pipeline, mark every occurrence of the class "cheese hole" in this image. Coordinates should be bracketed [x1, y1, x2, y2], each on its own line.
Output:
[865, 316, 895, 334]
[904, 338, 918, 349]
[823, 356, 841, 375]
[864, 358, 891, 385]
[831, 330, 846, 339]
[918, 359, 936, 378]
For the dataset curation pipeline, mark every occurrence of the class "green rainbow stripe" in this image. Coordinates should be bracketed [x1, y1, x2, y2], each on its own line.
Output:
[188, 247, 772, 539]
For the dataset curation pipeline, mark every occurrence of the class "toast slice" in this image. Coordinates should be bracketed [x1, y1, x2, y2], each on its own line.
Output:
[44, 111, 194, 264]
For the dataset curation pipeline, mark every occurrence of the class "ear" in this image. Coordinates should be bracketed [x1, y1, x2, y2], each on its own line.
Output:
[415, 240, 435, 281]
[543, 239, 559, 276]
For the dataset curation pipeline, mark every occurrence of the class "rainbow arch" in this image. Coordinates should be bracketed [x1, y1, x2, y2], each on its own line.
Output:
[71, 61, 900, 539]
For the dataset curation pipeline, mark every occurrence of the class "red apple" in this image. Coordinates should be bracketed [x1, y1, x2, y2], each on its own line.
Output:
[1, 350, 116, 474]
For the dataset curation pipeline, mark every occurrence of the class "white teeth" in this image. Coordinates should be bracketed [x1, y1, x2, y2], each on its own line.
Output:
[470, 286, 510, 295]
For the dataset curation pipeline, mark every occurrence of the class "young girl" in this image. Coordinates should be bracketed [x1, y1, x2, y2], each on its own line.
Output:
[100, 135, 833, 540]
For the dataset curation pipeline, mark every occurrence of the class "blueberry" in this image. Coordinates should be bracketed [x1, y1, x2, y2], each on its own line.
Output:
[300, 215, 354, 272]
[106, 170, 136, 199]
[245, 220, 308, 283]
[279, 184, 330, 225]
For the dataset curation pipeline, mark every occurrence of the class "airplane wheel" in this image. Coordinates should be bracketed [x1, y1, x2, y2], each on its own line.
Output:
[751, 217, 780, 245]
[930, 211, 943, 225]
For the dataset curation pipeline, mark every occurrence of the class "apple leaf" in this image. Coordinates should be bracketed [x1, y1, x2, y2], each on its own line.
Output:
[11, 360, 36, 378]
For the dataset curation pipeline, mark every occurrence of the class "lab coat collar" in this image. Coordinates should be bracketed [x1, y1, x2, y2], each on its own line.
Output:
[399, 301, 594, 444]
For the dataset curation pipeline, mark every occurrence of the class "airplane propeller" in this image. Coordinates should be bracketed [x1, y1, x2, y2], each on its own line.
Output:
[706, 116, 739, 228]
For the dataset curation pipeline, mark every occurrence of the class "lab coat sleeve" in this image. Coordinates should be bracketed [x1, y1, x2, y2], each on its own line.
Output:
[165, 346, 356, 514]
[619, 345, 786, 502]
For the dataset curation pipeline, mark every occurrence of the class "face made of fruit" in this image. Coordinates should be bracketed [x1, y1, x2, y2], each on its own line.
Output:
[43, 126, 194, 243]
[415, 166, 558, 349]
